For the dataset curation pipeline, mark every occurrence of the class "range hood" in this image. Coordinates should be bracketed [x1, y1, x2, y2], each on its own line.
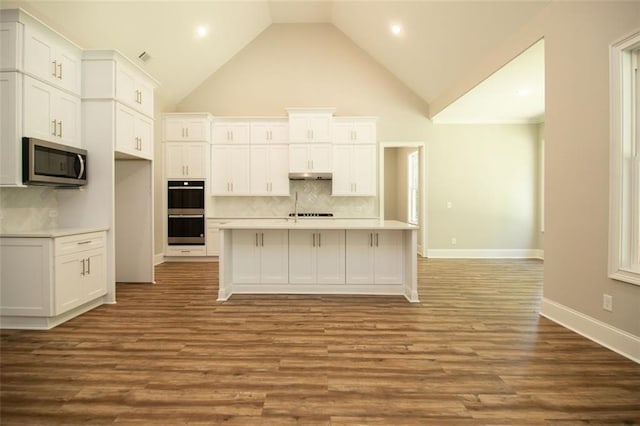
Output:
[288, 172, 332, 180]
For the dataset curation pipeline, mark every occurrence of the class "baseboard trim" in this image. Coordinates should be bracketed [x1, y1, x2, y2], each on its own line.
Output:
[154, 253, 165, 265]
[540, 298, 639, 364]
[427, 249, 543, 259]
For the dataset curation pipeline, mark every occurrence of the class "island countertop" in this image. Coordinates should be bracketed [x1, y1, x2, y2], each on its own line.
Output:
[0, 227, 109, 238]
[218, 219, 417, 230]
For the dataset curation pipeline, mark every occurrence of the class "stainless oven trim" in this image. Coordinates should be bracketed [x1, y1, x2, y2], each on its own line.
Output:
[168, 209, 206, 216]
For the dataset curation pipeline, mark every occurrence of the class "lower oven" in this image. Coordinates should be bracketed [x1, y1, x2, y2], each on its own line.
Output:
[167, 213, 205, 245]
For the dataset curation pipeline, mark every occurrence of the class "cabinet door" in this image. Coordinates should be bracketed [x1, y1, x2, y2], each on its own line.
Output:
[308, 116, 331, 142]
[289, 230, 316, 284]
[213, 123, 250, 144]
[352, 121, 376, 144]
[116, 63, 153, 115]
[260, 230, 289, 283]
[54, 253, 83, 314]
[315, 230, 345, 284]
[136, 78, 154, 117]
[288, 116, 309, 143]
[115, 103, 136, 156]
[23, 75, 55, 141]
[210, 145, 230, 194]
[83, 248, 107, 301]
[229, 146, 250, 194]
[0, 72, 20, 185]
[250, 145, 270, 195]
[163, 118, 185, 141]
[135, 114, 153, 160]
[232, 230, 261, 283]
[184, 119, 210, 141]
[345, 230, 375, 284]
[206, 222, 221, 256]
[268, 145, 290, 195]
[184, 143, 207, 178]
[55, 90, 81, 148]
[351, 144, 376, 196]
[1, 23, 20, 71]
[165, 143, 186, 179]
[331, 144, 352, 195]
[289, 144, 309, 172]
[23, 24, 80, 95]
[373, 231, 404, 284]
[308, 144, 331, 172]
[332, 122, 353, 144]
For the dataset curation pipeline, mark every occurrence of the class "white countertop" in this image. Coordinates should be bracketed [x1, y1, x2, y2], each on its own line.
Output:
[218, 219, 417, 230]
[0, 227, 108, 238]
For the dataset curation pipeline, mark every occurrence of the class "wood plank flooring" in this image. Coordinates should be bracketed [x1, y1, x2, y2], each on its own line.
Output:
[2, 258, 639, 425]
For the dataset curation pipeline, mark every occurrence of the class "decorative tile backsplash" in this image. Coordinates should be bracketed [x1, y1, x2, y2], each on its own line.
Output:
[0, 187, 58, 232]
[208, 180, 378, 218]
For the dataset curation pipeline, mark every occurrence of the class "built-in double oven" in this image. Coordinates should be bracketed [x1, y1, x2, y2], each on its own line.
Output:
[167, 180, 205, 245]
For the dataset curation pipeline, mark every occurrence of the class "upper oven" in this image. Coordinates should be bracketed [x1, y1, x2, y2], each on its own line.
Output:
[167, 180, 205, 214]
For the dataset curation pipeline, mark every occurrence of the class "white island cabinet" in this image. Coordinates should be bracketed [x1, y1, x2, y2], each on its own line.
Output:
[218, 219, 418, 302]
[0, 229, 108, 329]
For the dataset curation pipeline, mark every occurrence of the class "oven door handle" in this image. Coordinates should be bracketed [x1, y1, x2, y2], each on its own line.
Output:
[168, 214, 205, 218]
[168, 186, 204, 190]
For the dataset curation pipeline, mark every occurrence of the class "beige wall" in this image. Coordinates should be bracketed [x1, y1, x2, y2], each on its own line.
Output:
[177, 24, 430, 142]
[428, 124, 541, 250]
[433, 1, 640, 336]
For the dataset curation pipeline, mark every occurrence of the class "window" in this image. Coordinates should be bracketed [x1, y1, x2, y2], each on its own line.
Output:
[408, 150, 419, 225]
[609, 30, 640, 286]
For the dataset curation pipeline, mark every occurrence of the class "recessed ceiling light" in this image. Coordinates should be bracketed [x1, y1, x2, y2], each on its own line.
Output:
[517, 88, 531, 96]
[391, 23, 402, 36]
[195, 25, 208, 39]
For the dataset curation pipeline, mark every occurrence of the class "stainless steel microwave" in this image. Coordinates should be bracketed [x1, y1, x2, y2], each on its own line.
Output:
[22, 137, 87, 187]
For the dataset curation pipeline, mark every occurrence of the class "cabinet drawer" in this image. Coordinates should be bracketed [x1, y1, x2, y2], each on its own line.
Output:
[55, 232, 105, 256]
[165, 245, 207, 257]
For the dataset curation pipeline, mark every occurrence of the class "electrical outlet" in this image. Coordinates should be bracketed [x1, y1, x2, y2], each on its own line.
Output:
[602, 294, 613, 312]
[451, 237, 457, 245]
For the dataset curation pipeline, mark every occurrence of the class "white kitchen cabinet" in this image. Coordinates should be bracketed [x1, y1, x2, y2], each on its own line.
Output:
[212, 121, 250, 144]
[165, 142, 209, 179]
[163, 114, 212, 142]
[345, 230, 404, 284]
[23, 74, 81, 148]
[211, 145, 250, 195]
[22, 19, 81, 96]
[115, 62, 153, 117]
[165, 245, 207, 257]
[332, 144, 376, 196]
[287, 109, 334, 143]
[0, 22, 21, 71]
[231, 229, 289, 284]
[0, 231, 107, 329]
[289, 143, 332, 173]
[0, 72, 21, 185]
[115, 103, 153, 160]
[250, 144, 290, 196]
[289, 229, 345, 284]
[332, 118, 376, 144]
[250, 120, 288, 144]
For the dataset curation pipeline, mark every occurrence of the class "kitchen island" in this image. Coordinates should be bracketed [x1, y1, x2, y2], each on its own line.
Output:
[217, 219, 419, 302]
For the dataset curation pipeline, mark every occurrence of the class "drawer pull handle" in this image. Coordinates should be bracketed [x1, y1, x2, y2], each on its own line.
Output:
[77, 241, 92, 245]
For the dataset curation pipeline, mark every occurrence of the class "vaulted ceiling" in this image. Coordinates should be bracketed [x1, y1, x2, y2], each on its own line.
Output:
[3, 0, 548, 122]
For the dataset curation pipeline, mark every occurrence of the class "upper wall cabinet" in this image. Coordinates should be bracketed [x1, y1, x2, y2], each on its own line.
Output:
[287, 108, 334, 143]
[332, 117, 377, 144]
[163, 113, 213, 142]
[82, 50, 156, 120]
[115, 63, 154, 117]
[82, 50, 158, 160]
[1, 11, 81, 96]
[212, 120, 251, 144]
[250, 120, 288, 144]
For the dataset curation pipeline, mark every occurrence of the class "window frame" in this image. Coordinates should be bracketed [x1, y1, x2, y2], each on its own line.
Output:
[407, 150, 419, 225]
[609, 29, 640, 286]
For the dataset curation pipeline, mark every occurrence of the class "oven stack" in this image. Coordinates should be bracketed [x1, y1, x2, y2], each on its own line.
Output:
[167, 180, 205, 245]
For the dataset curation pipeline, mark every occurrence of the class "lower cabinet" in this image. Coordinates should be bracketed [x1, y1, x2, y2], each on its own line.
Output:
[206, 220, 225, 256]
[289, 229, 345, 284]
[345, 230, 404, 284]
[231, 229, 288, 283]
[0, 231, 107, 328]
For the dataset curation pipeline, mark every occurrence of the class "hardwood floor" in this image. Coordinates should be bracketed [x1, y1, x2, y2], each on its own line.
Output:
[2, 258, 639, 425]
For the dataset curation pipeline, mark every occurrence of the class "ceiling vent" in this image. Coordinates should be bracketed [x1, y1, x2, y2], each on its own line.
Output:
[138, 51, 151, 62]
